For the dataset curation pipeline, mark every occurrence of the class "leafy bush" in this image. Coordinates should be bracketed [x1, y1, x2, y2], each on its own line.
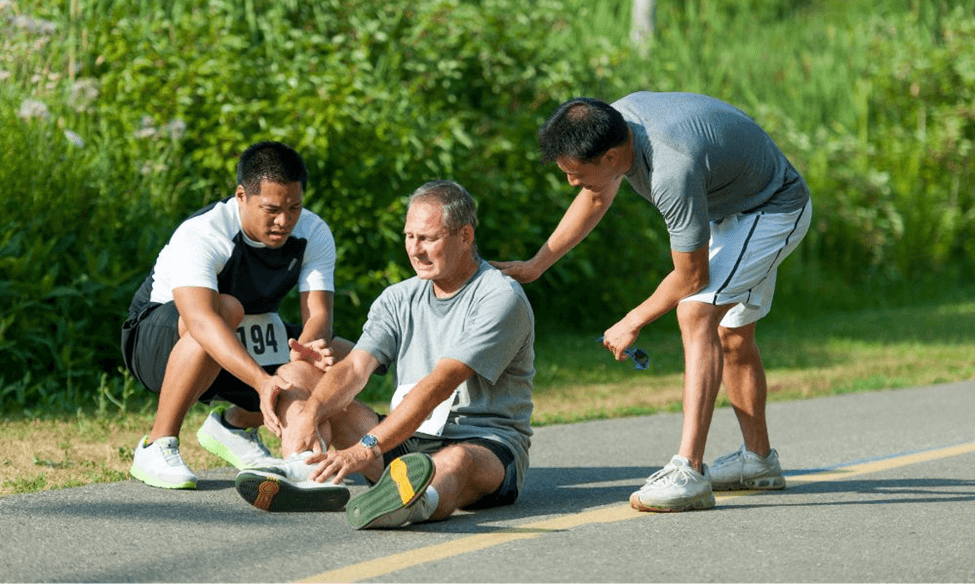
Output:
[4, 0, 975, 413]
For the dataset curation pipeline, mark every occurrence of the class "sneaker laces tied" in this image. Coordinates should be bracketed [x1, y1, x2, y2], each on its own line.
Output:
[644, 463, 696, 488]
[245, 428, 271, 456]
[160, 444, 188, 468]
[713, 444, 747, 467]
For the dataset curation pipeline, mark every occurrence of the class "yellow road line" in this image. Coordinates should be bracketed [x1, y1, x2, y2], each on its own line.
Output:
[787, 442, 975, 483]
[298, 442, 975, 583]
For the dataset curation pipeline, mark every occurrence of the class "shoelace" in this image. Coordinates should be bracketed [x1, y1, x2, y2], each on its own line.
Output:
[643, 462, 696, 487]
[244, 428, 271, 456]
[712, 447, 745, 467]
[279, 451, 317, 482]
[160, 443, 188, 468]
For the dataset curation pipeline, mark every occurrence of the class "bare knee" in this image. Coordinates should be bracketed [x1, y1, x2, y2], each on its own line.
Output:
[677, 301, 729, 345]
[276, 360, 321, 393]
[433, 444, 476, 477]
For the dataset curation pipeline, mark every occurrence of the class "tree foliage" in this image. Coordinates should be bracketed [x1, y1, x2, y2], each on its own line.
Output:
[3, 0, 975, 413]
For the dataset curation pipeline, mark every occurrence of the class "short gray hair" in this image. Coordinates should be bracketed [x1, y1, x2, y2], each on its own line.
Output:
[407, 180, 479, 234]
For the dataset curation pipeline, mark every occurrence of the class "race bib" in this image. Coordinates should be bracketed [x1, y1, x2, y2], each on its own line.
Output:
[390, 382, 462, 436]
[235, 313, 289, 367]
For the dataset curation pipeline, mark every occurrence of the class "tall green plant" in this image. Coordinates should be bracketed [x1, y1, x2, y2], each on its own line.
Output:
[6, 0, 975, 413]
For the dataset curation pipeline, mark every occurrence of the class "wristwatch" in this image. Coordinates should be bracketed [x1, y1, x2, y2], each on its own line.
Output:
[359, 434, 381, 458]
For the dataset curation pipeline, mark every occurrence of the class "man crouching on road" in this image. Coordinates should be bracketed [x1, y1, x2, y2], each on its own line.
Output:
[235, 180, 537, 529]
[121, 141, 352, 490]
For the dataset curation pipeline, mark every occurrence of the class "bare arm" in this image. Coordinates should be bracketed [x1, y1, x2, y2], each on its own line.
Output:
[281, 347, 379, 454]
[602, 245, 710, 360]
[310, 357, 474, 484]
[172, 286, 275, 390]
[492, 180, 621, 283]
[172, 286, 293, 431]
[297, 289, 334, 345]
[290, 290, 354, 368]
[367, 358, 473, 452]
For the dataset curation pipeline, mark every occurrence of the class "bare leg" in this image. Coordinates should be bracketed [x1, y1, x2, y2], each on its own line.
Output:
[149, 295, 244, 443]
[273, 360, 384, 482]
[274, 360, 327, 456]
[427, 444, 505, 521]
[675, 301, 734, 471]
[719, 323, 771, 456]
[224, 407, 264, 429]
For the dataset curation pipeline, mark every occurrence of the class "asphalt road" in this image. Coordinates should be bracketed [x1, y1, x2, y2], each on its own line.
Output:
[2, 381, 973, 583]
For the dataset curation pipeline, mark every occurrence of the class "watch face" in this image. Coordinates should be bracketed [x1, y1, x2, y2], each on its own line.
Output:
[362, 435, 378, 447]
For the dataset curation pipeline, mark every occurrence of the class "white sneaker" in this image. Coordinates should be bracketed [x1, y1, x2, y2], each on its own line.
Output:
[234, 451, 350, 512]
[629, 455, 715, 512]
[709, 443, 786, 491]
[130, 436, 197, 490]
[196, 407, 278, 469]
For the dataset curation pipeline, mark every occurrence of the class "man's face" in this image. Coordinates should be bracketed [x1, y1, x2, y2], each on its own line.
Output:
[556, 153, 620, 193]
[403, 201, 471, 287]
[236, 180, 303, 249]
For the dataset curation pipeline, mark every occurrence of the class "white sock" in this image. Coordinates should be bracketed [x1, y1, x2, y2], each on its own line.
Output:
[412, 486, 439, 523]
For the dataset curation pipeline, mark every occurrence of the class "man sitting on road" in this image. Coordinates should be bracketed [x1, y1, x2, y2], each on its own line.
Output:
[233, 180, 537, 529]
[121, 141, 351, 490]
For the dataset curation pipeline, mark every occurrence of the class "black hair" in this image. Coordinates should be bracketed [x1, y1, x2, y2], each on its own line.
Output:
[538, 97, 629, 164]
[236, 141, 308, 195]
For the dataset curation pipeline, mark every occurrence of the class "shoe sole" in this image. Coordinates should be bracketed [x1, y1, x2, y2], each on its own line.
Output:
[629, 490, 716, 513]
[235, 471, 350, 512]
[711, 474, 787, 491]
[129, 465, 197, 490]
[347, 453, 435, 529]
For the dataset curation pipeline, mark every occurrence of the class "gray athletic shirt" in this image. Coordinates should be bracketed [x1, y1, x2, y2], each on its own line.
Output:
[354, 260, 536, 490]
[612, 92, 810, 252]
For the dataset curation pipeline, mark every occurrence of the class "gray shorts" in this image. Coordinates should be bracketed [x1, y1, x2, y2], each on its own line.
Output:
[120, 301, 300, 412]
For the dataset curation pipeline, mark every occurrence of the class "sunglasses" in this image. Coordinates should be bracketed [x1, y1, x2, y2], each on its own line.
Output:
[596, 336, 649, 370]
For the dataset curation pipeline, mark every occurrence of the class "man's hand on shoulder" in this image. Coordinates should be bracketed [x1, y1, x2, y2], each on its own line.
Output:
[489, 259, 542, 283]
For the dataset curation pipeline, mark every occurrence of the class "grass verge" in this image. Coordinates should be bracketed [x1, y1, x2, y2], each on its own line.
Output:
[2, 300, 973, 497]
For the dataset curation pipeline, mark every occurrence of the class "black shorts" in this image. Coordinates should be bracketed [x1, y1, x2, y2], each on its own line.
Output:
[120, 301, 300, 413]
[376, 416, 519, 510]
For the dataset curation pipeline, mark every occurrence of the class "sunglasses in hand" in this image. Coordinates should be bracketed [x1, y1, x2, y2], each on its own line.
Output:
[596, 336, 649, 371]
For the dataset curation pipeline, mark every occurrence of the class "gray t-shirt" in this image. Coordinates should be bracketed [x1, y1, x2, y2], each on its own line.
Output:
[613, 91, 810, 252]
[354, 260, 536, 489]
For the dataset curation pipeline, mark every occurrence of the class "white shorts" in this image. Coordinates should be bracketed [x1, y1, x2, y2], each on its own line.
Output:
[680, 200, 812, 329]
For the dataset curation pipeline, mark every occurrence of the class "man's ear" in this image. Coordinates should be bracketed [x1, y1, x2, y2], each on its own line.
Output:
[234, 185, 247, 202]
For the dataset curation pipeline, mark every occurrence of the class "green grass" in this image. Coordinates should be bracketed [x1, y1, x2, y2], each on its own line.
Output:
[2, 298, 974, 496]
